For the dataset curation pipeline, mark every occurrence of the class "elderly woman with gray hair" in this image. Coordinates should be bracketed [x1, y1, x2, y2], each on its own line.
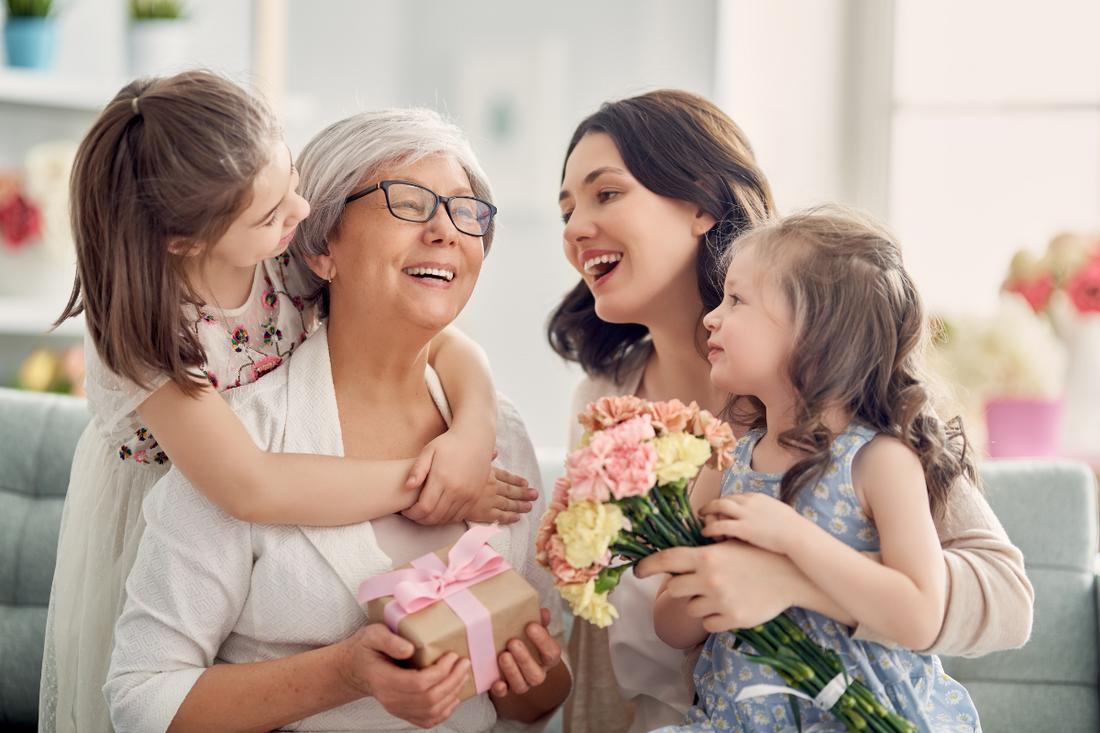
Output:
[104, 108, 570, 732]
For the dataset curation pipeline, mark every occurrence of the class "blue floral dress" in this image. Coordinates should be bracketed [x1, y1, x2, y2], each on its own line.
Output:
[652, 423, 981, 733]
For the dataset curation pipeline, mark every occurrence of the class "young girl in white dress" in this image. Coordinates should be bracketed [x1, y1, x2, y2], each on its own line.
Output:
[648, 206, 983, 733]
[40, 70, 531, 733]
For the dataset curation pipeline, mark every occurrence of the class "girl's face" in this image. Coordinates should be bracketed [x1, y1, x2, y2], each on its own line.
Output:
[703, 243, 796, 402]
[210, 140, 311, 270]
[317, 154, 483, 334]
[558, 132, 716, 325]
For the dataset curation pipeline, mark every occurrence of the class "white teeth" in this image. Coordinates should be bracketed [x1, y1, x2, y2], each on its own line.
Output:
[403, 267, 455, 281]
[583, 252, 623, 275]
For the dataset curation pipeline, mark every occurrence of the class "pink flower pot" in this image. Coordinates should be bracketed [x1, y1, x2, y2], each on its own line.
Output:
[985, 398, 1063, 458]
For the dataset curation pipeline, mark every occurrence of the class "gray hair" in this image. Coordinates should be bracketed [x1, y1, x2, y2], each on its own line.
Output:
[289, 107, 495, 312]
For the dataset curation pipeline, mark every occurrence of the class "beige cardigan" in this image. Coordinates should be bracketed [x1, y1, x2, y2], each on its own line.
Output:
[562, 366, 1034, 733]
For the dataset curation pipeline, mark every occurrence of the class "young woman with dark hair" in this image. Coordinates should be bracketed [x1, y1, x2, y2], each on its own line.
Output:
[550, 90, 1032, 733]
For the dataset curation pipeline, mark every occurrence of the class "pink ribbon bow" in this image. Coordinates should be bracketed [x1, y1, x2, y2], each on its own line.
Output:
[358, 525, 511, 694]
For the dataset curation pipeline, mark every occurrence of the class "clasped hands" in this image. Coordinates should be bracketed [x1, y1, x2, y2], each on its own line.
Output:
[637, 493, 811, 634]
[338, 608, 562, 728]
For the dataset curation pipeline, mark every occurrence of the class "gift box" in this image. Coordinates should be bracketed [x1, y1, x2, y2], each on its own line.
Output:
[358, 525, 543, 701]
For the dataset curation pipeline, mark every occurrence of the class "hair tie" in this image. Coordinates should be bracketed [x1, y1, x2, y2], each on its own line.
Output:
[132, 97, 141, 115]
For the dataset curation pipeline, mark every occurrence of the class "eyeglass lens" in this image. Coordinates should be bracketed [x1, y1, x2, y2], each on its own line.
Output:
[385, 182, 493, 236]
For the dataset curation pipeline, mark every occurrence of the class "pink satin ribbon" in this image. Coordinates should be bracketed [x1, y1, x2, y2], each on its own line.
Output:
[358, 525, 510, 694]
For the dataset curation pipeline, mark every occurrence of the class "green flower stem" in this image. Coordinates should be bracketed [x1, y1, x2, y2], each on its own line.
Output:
[650, 487, 689, 543]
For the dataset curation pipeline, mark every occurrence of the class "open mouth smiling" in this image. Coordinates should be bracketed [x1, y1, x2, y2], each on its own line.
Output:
[402, 266, 455, 282]
[583, 252, 622, 277]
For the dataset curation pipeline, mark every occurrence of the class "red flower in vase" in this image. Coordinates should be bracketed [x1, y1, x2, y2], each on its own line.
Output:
[1065, 258, 1100, 313]
[1005, 272, 1055, 314]
[0, 192, 42, 251]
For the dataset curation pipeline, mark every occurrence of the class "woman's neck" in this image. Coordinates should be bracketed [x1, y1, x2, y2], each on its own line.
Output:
[325, 304, 447, 461]
[637, 314, 727, 417]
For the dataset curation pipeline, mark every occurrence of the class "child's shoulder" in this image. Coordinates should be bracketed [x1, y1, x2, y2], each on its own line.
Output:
[850, 432, 923, 488]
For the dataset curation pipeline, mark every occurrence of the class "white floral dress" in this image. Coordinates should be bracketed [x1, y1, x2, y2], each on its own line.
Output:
[39, 253, 315, 733]
[653, 423, 982, 733]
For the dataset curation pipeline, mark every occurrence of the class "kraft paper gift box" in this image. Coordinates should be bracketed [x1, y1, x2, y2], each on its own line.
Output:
[359, 525, 543, 701]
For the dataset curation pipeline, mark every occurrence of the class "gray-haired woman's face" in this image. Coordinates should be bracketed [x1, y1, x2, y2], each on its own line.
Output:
[313, 154, 484, 333]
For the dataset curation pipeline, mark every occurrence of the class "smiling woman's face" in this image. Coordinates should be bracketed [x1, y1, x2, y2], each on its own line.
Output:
[558, 131, 715, 326]
[318, 154, 484, 335]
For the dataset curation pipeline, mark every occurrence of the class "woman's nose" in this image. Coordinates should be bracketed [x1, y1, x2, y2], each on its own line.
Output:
[423, 202, 459, 244]
[562, 207, 596, 246]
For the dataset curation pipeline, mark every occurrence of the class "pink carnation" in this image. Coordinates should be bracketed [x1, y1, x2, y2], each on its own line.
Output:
[578, 395, 648, 432]
[692, 409, 737, 471]
[644, 399, 698, 435]
[547, 537, 609, 584]
[566, 415, 658, 501]
[535, 479, 571, 570]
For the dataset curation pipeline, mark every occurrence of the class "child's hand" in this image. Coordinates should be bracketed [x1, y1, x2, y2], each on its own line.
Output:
[489, 608, 562, 698]
[701, 494, 804, 555]
[403, 430, 491, 525]
[464, 464, 536, 524]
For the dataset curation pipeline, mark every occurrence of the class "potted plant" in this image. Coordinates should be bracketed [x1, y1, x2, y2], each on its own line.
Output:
[4, 0, 58, 70]
[128, 0, 189, 78]
[930, 294, 1067, 459]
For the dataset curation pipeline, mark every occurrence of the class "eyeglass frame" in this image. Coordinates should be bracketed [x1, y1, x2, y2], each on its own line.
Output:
[343, 180, 498, 237]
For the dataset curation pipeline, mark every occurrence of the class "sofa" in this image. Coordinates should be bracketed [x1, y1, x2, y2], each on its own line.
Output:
[2, 386, 1098, 731]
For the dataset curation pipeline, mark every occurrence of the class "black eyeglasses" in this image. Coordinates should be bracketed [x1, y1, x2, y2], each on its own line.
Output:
[344, 180, 497, 237]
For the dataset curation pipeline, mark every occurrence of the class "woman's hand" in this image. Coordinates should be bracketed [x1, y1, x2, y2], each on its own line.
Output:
[700, 494, 806, 554]
[465, 464, 536, 524]
[403, 430, 493, 525]
[338, 624, 471, 728]
[490, 608, 571, 722]
[490, 609, 561, 697]
[637, 540, 839, 633]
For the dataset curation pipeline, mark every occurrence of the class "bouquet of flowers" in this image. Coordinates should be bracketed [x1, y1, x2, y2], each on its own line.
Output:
[536, 395, 918, 733]
[1003, 231, 1100, 316]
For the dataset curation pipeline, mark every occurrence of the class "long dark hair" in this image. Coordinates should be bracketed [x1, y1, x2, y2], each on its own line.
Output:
[56, 70, 281, 396]
[546, 89, 776, 382]
[727, 205, 976, 517]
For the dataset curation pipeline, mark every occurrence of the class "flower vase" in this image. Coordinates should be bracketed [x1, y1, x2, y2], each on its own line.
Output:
[127, 19, 190, 78]
[984, 398, 1063, 458]
[1049, 293, 1100, 464]
[4, 17, 57, 70]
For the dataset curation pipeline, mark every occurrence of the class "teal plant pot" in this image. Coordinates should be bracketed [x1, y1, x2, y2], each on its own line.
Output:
[4, 17, 57, 70]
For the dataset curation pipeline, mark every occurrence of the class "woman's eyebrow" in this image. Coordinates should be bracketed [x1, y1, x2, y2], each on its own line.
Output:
[559, 166, 629, 202]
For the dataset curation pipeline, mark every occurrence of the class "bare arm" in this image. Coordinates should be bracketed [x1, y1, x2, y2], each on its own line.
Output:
[404, 325, 510, 525]
[137, 381, 419, 526]
[852, 472, 1034, 656]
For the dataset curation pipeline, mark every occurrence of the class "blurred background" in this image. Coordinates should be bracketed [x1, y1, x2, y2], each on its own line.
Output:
[1, 0, 1098, 461]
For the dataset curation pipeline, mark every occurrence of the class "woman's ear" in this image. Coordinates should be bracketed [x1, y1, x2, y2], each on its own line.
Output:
[304, 244, 336, 281]
[693, 209, 718, 237]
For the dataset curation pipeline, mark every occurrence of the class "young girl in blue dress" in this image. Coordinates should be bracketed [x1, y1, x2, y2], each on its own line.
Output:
[41, 70, 530, 733]
[650, 206, 982, 733]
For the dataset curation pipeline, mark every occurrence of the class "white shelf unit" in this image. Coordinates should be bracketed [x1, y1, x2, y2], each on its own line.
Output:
[0, 67, 121, 110]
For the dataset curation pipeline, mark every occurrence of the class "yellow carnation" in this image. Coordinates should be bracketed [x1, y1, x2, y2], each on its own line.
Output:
[652, 432, 713, 484]
[555, 500, 623, 569]
[557, 580, 619, 628]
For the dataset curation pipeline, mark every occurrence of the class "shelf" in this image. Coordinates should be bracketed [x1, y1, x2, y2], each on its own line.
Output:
[0, 67, 122, 111]
[0, 296, 82, 337]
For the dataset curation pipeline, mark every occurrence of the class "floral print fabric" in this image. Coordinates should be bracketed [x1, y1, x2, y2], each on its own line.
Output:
[652, 423, 981, 733]
[84, 255, 315, 468]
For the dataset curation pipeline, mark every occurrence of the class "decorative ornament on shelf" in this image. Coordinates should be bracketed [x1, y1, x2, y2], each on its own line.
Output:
[3, 0, 57, 70]
[128, 0, 189, 78]
[929, 294, 1066, 459]
[1004, 232, 1100, 463]
[0, 170, 42, 253]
